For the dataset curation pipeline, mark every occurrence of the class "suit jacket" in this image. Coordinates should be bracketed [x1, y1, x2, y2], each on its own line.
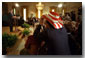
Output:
[34, 27, 71, 55]
[8, 12, 14, 25]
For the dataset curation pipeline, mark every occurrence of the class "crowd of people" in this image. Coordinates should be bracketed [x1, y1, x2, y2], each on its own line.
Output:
[3, 6, 82, 55]
[26, 7, 82, 55]
[20, 6, 82, 55]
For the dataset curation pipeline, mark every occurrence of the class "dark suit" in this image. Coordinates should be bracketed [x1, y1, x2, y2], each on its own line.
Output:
[34, 27, 71, 55]
[8, 13, 14, 32]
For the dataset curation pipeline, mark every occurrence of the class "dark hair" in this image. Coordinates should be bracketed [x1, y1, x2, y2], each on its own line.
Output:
[46, 21, 55, 29]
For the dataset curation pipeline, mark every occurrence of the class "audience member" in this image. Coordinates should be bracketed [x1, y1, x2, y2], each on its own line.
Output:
[34, 11, 71, 55]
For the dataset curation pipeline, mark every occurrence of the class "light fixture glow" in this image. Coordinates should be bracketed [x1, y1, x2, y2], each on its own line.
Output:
[39, 2, 41, 5]
[52, 9, 55, 12]
[23, 8, 26, 21]
[36, 2, 44, 10]
[15, 3, 19, 7]
[58, 4, 63, 8]
[13, 8, 16, 15]
[38, 10, 41, 18]
[62, 9, 64, 16]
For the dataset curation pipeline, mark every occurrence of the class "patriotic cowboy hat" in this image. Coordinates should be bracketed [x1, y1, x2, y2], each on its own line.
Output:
[42, 11, 63, 29]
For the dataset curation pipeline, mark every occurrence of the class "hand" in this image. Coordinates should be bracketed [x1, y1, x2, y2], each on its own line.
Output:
[13, 16, 16, 19]
[17, 16, 20, 19]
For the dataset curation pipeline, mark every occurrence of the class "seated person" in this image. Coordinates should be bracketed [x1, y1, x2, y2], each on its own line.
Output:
[33, 17, 45, 38]
[20, 35, 39, 55]
[34, 11, 71, 55]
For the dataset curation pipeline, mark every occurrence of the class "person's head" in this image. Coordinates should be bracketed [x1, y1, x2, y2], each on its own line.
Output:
[65, 13, 70, 16]
[9, 9, 13, 13]
[42, 11, 63, 29]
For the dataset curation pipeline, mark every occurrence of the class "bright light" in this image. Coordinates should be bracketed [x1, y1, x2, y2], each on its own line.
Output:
[23, 8, 26, 21]
[15, 3, 19, 7]
[38, 10, 41, 18]
[13, 8, 16, 15]
[62, 9, 64, 16]
[52, 9, 55, 12]
[58, 4, 63, 8]
[39, 2, 41, 5]
[36, 2, 44, 10]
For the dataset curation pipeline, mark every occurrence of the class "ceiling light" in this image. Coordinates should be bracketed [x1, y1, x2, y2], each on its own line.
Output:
[58, 4, 63, 8]
[52, 9, 55, 12]
[15, 3, 19, 7]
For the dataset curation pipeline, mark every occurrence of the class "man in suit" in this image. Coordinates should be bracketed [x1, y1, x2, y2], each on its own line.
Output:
[8, 9, 16, 32]
[34, 11, 71, 55]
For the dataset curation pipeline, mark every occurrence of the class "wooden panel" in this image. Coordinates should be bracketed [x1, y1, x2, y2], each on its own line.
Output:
[12, 6, 16, 15]
[20, 6, 29, 20]
[2, 2, 8, 15]
[36, 9, 38, 18]
[36, 9, 43, 18]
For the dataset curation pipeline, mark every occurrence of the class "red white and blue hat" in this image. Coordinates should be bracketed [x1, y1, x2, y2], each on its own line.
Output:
[42, 11, 63, 29]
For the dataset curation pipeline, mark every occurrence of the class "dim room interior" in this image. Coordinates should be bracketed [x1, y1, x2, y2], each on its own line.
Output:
[2, 2, 82, 55]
